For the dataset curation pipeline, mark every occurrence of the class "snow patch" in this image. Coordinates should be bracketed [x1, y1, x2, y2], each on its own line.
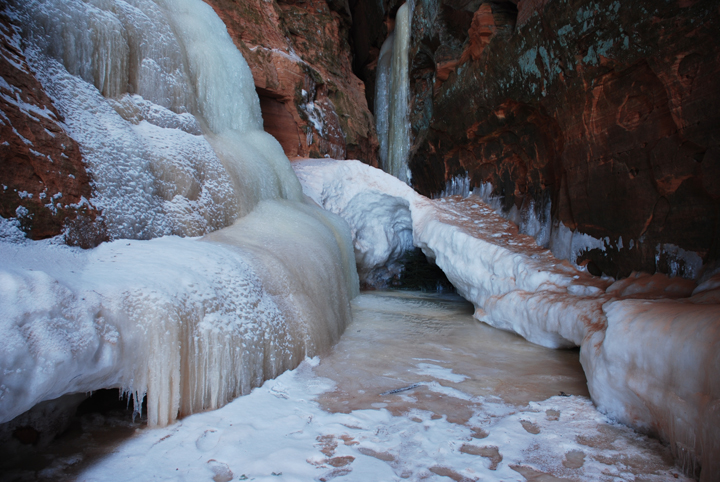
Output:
[73, 357, 690, 482]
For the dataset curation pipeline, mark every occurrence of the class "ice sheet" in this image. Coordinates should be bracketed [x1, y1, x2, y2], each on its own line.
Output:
[70, 296, 690, 481]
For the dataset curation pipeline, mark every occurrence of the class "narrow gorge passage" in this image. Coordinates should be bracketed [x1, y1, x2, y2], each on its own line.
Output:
[315, 291, 589, 414]
[1, 292, 688, 482]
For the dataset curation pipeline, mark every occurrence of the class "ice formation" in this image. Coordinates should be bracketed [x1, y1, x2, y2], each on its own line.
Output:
[438, 175, 705, 279]
[1, 0, 357, 427]
[294, 159, 415, 287]
[294, 159, 605, 348]
[293, 158, 720, 479]
[374, 2, 412, 183]
[374, 31, 394, 172]
[71, 346, 692, 481]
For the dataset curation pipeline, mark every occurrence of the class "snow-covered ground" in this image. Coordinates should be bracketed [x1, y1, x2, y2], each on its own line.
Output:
[1, 292, 689, 482]
[293, 158, 720, 479]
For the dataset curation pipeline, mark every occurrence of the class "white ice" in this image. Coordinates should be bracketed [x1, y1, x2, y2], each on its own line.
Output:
[71, 367, 686, 482]
[41, 289, 691, 481]
[440, 174, 706, 279]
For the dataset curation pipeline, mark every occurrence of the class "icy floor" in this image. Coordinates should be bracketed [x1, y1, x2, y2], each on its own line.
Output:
[0, 292, 689, 482]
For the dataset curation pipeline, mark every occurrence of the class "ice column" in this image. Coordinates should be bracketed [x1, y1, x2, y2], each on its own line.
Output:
[375, 32, 394, 171]
[154, 0, 306, 216]
[379, 2, 412, 184]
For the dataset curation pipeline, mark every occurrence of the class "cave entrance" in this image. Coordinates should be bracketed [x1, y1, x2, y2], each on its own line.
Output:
[256, 87, 303, 158]
[390, 248, 456, 292]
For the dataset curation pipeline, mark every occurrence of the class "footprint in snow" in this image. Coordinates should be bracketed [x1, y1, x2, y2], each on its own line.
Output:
[196, 428, 221, 452]
[520, 420, 541, 434]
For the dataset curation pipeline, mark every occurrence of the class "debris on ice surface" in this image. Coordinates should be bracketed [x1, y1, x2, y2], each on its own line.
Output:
[293, 158, 720, 479]
[70, 353, 693, 482]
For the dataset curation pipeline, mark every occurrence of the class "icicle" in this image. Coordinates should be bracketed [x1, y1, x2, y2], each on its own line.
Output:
[386, 2, 412, 184]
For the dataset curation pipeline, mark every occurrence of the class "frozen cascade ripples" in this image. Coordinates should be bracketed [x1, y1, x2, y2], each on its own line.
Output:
[293, 158, 720, 480]
[0, 0, 358, 428]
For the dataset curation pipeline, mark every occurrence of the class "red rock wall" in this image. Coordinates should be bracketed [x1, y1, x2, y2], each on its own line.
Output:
[204, 0, 378, 163]
[0, 14, 105, 247]
[408, 0, 720, 278]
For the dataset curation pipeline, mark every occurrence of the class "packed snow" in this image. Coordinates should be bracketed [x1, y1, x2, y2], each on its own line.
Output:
[1, 0, 357, 429]
[292, 158, 720, 479]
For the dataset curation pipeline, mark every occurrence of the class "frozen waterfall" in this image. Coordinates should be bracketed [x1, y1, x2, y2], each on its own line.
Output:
[1, 0, 358, 427]
[375, 2, 412, 184]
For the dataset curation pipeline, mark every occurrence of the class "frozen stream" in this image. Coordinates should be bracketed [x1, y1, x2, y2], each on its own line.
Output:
[315, 291, 589, 415]
[1, 292, 688, 481]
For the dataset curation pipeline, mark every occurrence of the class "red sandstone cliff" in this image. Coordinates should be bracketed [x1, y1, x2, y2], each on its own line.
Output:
[204, 0, 378, 164]
[0, 14, 105, 247]
[406, 0, 720, 279]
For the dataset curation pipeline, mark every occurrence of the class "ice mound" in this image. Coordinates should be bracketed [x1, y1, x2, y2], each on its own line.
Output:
[1, 0, 358, 428]
[293, 158, 720, 480]
[1, 201, 356, 427]
[294, 159, 415, 288]
[293, 158, 608, 348]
